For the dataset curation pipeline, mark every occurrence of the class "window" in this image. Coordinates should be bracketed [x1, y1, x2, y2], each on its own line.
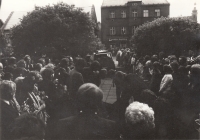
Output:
[155, 9, 160, 17]
[132, 26, 136, 34]
[110, 11, 115, 18]
[132, 10, 138, 17]
[143, 10, 149, 17]
[121, 11, 126, 18]
[110, 27, 116, 35]
[121, 27, 126, 35]
[132, 3, 138, 6]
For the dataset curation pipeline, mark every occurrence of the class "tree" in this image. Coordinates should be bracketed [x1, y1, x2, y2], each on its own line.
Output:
[11, 2, 100, 58]
[132, 17, 200, 57]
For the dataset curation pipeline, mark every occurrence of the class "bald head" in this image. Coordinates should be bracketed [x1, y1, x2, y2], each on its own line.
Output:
[77, 83, 103, 111]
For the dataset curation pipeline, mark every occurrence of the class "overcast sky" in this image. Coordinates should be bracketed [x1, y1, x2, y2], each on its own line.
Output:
[0, 0, 199, 23]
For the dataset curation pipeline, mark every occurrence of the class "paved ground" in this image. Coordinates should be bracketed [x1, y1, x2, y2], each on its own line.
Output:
[99, 78, 116, 104]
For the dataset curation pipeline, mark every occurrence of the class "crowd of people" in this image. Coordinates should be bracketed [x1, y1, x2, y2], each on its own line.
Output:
[0, 50, 200, 139]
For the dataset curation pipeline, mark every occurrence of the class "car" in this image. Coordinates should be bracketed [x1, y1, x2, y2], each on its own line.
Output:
[93, 50, 115, 70]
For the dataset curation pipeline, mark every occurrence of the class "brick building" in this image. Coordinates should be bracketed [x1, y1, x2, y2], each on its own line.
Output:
[101, 0, 170, 49]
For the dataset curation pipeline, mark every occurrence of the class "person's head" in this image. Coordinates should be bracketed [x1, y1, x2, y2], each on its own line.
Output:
[179, 56, 187, 66]
[17, 60, 26, 68]
[151, 55, 158, 63]
[0, 80, 16, 100]
[74, 57, 86, 72]
[35, 63, 43, 72]
[60, 58, 70, 68]
[190, 64, 200, 84]
[125, 101, 155, 139]
[8, 57, 16, 65]
[152, 61, 160, 70]
[170, 61, 179, 73]
[38, 58, 46, 67]
[90, 61, 101, 71]
[169, 55, 177, 63]
[164, 58, 170, 65]
[77, 83, 103, 112]
[24, 55, 31, 64]
[12, 113, 45, 140]
[45, 57, 51, 65]
[23, 71, 42, 92]
[2, 72, 13, 81]
[54, 67, 67, 85]
[163, 64, 173, 74]
[145, 60, 152, 68]
[140, 89, 157, 108]
[144, 55, 150, 63]
[114, 71, 126, 85]
[41, 68, 54, 81]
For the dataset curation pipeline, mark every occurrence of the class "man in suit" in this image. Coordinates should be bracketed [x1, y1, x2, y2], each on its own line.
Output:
[47, 83, 119, 139]
[0, 80, 19, 140]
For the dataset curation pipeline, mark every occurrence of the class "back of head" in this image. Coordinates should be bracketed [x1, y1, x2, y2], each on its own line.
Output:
[179, 56, 187, 66]
[38, 58, 45, 67]
[125, 101, 155, 139]
[41, 68, 54, 81]
[140, 89, 157, 108]
[35, 63, 43, 72]
[74, 57, 86, 70]
[17, 60, 26, 68]
[0, 80, 16, 100]
[12, 113, 45, 140]
[170, 61, 179, 73]
[90, 61, 101, 71]
[151, 55, 158, 63]
[190, 64, 200, 84]
[8, 57, 16, 65]
[77, 83, 103, 112]
[60, 58, 70, 67]
[163, 64, 172, 74]
[24, 55, 31, 62]
[153, 61, 160, 70]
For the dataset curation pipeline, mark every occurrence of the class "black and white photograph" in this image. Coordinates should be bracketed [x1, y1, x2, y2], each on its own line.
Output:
[0, 0, 200, 139]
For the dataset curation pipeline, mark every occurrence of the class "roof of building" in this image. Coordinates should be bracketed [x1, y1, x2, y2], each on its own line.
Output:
[2, 11, 29, 30]
[102, 0, 169, 7]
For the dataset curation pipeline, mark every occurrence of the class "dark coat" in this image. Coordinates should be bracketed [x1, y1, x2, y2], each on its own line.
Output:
[48, 113, 119, 139]
[0, 100, 19, 140]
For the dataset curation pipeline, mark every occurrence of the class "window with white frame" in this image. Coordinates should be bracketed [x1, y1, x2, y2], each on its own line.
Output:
[121, 27, 126, 35]
[121, 11, 126, 18]
[155, 9, 160, 17]
[132, 3, 138, 6]
[110, 11, 115, 18]
[132, 26, 136, 34]
[132, 10, 138, 17]
[143, 10, 149, 17]
[110, 27, 116, 35]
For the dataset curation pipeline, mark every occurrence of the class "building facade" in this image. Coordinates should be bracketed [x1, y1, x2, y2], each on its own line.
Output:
[101, 0, 170, 49]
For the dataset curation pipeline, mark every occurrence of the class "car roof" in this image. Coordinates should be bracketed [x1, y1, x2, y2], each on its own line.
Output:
[97, 50, 109, 53]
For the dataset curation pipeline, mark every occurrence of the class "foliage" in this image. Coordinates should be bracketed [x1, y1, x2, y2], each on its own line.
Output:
[11, 2, 100, 58]
[132, 17, 200, 57]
